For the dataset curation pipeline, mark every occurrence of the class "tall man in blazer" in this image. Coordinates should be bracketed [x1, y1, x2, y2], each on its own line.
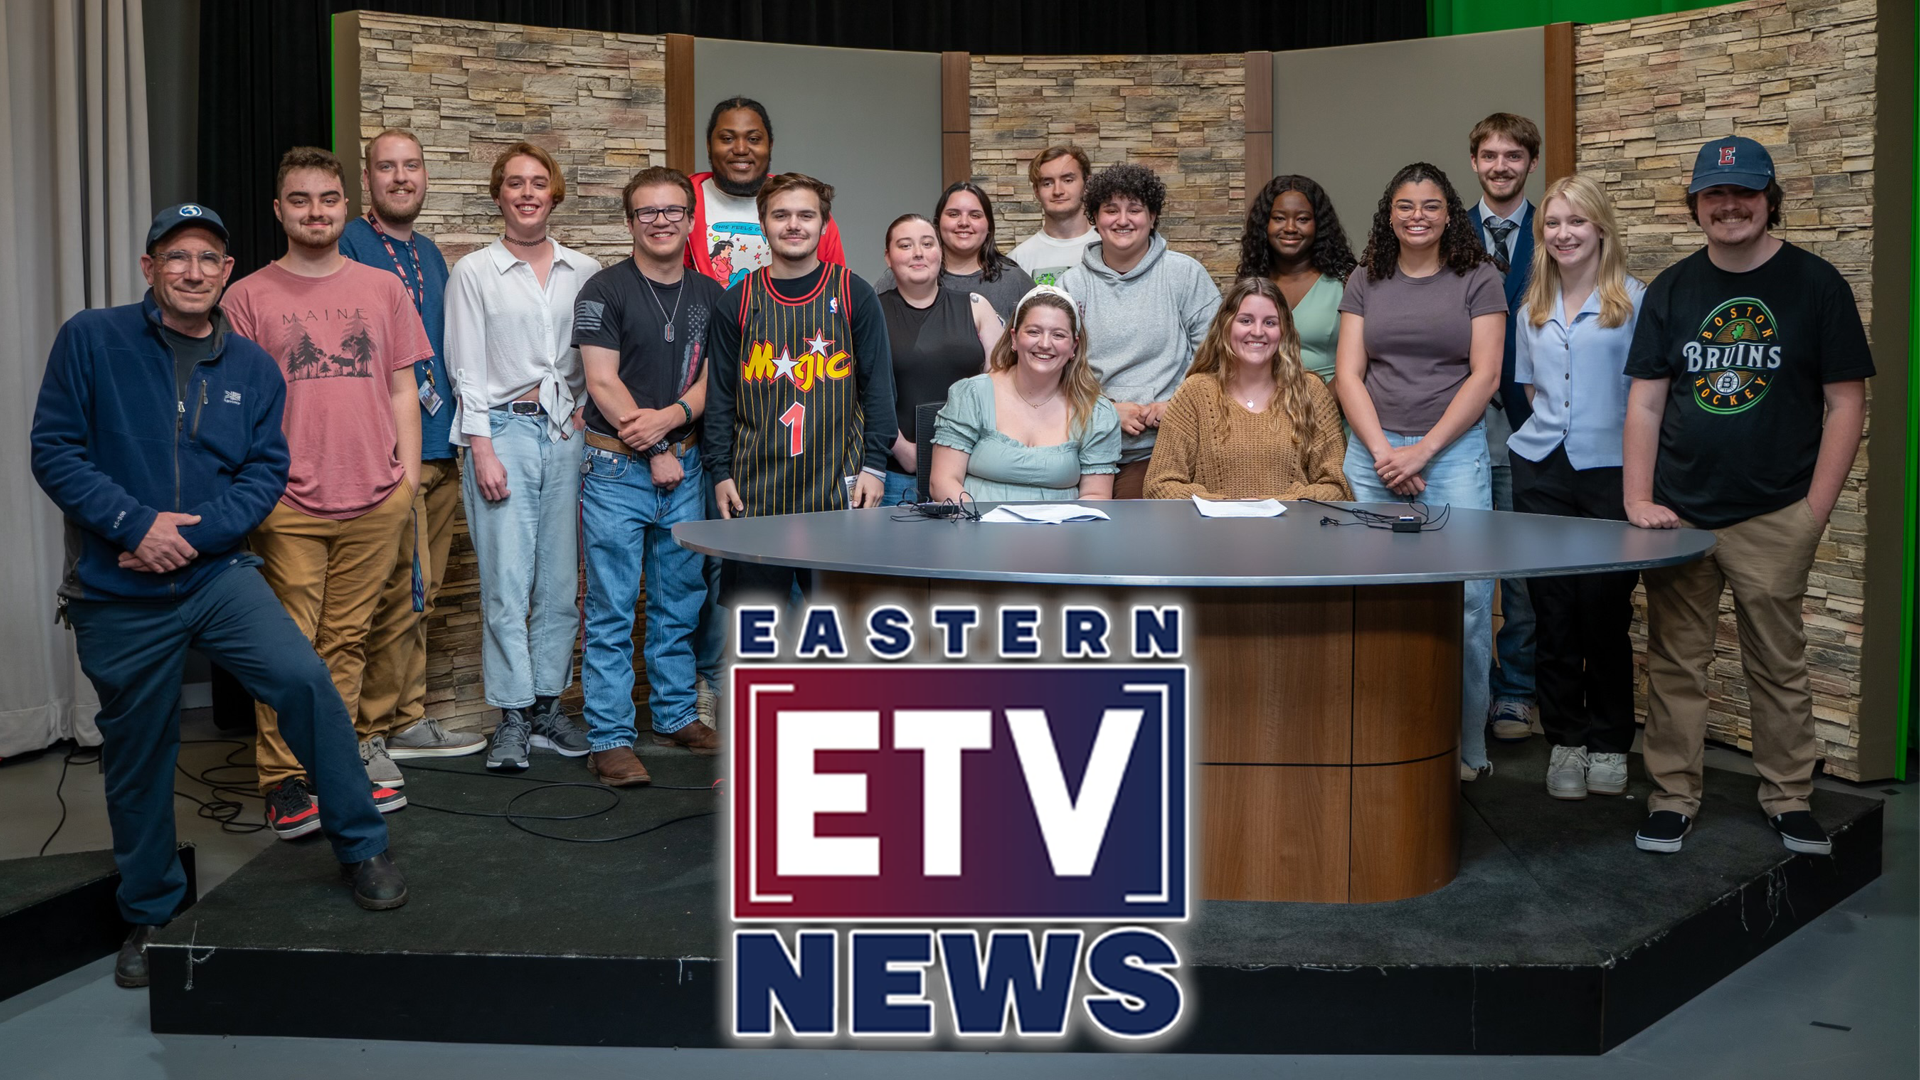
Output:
[1467, 112, 1542, 745]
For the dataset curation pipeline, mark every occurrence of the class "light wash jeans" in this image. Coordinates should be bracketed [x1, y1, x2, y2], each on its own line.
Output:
[581, 444, 708, 750]
[1345, 422, 1496, 770]
[1489, 460, 1537, 706]
[882, 470, 918, 507]
[460, 410, 583, 710]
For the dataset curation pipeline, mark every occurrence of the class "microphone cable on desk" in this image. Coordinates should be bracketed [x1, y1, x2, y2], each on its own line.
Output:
[1303, 498, 1451, 533]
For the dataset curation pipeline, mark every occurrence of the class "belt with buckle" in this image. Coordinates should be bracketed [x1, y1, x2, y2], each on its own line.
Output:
[505, 400, 545, 416]
[585, 430, 698, 458]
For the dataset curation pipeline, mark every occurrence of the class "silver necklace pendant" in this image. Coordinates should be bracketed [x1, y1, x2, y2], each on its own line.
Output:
[664, 322, 674, 343]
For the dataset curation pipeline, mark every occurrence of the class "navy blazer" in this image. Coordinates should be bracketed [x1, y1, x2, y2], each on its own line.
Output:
[1470, 200, 1535, 430]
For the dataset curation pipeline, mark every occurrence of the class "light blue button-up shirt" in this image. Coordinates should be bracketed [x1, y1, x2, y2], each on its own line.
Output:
[1509, 277, 1645, 470]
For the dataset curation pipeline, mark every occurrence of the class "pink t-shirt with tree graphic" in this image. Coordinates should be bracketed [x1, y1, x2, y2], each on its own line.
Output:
[224, 260, 431, 519]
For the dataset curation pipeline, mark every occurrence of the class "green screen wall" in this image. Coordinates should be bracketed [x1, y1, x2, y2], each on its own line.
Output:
[1429, 0, 1734, 35]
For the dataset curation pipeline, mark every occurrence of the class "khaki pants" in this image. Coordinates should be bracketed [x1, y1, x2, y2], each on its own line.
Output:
[1641, 499, 1825, 818]
[250, 481, 413, 793]
[358, 458, 461, 742]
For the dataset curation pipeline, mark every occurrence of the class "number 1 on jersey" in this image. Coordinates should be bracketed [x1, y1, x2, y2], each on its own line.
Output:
[779, 402, 806, 457]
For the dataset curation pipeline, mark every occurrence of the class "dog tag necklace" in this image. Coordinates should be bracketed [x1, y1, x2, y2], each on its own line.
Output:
[643, 270, 682, 343]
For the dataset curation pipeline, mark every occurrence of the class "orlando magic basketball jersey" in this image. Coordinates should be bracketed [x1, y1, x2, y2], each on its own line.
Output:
[731, 264, 865, 515]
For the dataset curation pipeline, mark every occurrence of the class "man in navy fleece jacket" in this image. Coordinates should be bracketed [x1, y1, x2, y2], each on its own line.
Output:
[29, 204, 407, 990]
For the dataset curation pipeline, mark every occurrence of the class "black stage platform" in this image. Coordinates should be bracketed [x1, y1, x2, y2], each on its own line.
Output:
[1, 846, 196, 1002]
[146, 741, 1881, 1054]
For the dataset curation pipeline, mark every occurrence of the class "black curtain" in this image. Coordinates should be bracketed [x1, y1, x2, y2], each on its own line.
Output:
[197, 0, 1426, 273]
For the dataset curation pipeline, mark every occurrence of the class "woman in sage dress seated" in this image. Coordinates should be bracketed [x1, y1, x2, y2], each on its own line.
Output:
[929, 285, 1120, 502]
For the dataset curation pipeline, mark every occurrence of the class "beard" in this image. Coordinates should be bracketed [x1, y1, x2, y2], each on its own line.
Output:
[369, 189, 423, 227]
[712, 170, 769, 199]
[287, 217, 346, 251]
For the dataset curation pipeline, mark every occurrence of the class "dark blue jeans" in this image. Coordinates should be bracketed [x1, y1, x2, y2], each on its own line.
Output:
[67, 560, 387, 924]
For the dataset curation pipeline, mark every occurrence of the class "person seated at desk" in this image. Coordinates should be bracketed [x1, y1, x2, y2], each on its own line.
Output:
[1144, 277, 1350, 502]
[877, 213, 1004, 506]
[929, 285, 1119, 502]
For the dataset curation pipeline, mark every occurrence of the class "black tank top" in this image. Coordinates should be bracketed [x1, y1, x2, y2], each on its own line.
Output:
[879, 287, 984, 474]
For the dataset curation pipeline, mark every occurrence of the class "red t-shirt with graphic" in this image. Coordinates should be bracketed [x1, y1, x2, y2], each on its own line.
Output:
[224, 260, 431, 519]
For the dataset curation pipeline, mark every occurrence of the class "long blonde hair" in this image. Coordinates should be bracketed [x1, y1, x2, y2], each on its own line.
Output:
[988, 292, 1103, 436]
[1186, 277, 1317, 449]
[1522, 174, 1636, 329]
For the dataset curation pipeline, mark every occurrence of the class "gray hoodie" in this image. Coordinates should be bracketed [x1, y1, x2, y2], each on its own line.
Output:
[1060, 233, 1221, 462]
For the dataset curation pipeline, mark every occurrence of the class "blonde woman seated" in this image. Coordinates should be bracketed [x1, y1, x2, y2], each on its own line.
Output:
[1144, 276, 1351, 501]
[929, 285, 1120, 502]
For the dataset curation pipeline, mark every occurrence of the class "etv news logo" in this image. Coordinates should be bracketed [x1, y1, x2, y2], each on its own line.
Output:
[727, 604, 1189, 1042]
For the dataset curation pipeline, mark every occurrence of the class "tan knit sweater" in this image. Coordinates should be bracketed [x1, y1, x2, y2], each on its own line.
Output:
[1143, 373, 1352, 502]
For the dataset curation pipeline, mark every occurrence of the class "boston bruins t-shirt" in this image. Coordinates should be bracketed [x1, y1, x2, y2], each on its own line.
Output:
[1623, 242, 1873, 529]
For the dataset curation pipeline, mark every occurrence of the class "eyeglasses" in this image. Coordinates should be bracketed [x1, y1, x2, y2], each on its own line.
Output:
[157, 250, 230, 274]
[627, 205, 691, 224]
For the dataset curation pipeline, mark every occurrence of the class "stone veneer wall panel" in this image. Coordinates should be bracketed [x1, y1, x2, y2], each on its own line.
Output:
[350, 12, 670, 730]
[1575, 0, 1878, 778]
[968, 54, 1246, 285]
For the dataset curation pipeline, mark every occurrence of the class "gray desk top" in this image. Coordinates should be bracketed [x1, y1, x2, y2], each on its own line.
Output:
[672, 501, 1715, 587]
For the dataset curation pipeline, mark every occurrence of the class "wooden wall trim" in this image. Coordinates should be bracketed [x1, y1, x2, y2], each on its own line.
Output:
[1244, 51, 1274, 199]
[665, 34, 696, 175]
[332, 11, 363, 215]
[1543, 22, 1575, 184]
[941, 51, 971, 187]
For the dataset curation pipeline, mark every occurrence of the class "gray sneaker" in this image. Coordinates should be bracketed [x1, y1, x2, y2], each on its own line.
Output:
[487, 709, 532, 771]
[1586, 752, 1629, 796]
[1546, 744, 1589, 800]
[529, 699, 591, 758]
[695, 677, 719, 729]
[387, 718, 487, 759]
[359, 735, 405, 789]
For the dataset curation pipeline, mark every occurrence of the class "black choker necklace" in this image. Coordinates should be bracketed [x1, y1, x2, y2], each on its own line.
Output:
[503, 233, 549, 248]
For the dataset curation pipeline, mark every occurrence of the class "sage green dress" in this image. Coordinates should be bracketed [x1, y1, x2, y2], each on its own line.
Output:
[1291, 273, 1346, 383]
[930, 374, 1121, 502]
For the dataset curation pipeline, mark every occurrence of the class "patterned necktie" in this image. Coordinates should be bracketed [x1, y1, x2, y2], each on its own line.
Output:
[1486, 220, 1517, 274]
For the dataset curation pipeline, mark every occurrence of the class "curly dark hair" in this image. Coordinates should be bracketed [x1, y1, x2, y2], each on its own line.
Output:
[1081, 162, 1166, 233]
[1236, 174, 1357, 282]
[1358, 163, 1491, 281]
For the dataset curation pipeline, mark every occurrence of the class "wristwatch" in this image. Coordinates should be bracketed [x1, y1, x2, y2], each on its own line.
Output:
[641, 439, 673, 459]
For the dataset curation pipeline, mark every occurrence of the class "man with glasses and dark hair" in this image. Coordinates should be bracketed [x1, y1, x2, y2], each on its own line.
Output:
[339, 128, 487, 778]
[31, 204, 407, 989]
[573, 167, 726, 784]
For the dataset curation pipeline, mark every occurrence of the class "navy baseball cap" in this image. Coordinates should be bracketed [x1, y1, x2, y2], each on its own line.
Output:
[146, 203, 229, 251]
[1688, 137, 1775, 194]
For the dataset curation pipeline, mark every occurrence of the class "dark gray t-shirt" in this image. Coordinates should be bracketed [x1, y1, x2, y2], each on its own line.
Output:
[1339, 262, 1507, 436]
[160, 324, 215, 407]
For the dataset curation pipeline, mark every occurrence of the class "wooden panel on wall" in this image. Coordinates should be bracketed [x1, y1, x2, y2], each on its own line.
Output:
[941, 51, 971, 186]
[1201, 765, 1350, 903]
[1352, 583, 1461, 765]
[331, 12, 363, 215]
[1243, 51, 1274, 198]
[1349, 753, 1459, 904]
[1542, 23, 1575, 185]
[1191, 587, 1351, 766]
[665, 34, 696, 175]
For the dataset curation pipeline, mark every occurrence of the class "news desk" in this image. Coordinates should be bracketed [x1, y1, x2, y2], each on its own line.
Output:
[675, 501, 1714, 904]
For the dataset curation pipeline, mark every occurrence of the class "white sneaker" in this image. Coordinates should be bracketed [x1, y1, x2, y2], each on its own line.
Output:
[1546, 745, 1589, 800]
[1488, 699, 1533, 742]
[695, 676, 719, 729]
[1460, 759, 1492, 782]
[1586, 752, 1629, 796]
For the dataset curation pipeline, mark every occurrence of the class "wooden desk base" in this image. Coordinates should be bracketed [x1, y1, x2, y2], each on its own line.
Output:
[819, 574, 1463, 904]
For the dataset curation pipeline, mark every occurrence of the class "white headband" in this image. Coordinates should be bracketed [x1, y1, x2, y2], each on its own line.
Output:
[1015, 284, 1081, 336]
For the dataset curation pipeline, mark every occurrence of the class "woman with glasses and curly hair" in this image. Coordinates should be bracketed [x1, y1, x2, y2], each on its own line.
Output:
[928, 286, 1119, 503]
[1334, 161, 1508, 782]
[1236, 174, 1357, 384]
[1144, 277, 1350, 502]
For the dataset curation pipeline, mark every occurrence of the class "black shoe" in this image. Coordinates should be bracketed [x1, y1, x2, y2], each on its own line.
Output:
[1635, 810, 1692, 853]
[115, 924, 160, 988]
[265, 777, 322, 840]
[340, 851, 409, 911]
[1770, 810, 1832, 855]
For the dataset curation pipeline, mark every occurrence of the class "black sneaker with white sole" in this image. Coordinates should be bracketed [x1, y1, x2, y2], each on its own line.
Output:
[265, 777, 322, 840]
[1770, 810, 1832, 855]
[1635, 809, 1692, 853]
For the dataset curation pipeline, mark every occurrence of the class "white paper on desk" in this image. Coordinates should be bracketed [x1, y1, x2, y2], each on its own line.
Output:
[1191, 496, 1285, 518]
[979, 504, 1111, 524]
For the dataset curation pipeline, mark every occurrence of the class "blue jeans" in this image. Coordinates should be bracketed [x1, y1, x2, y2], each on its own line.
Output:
[460, 410, 583, 709]
[582, 444, 708, 748]
[693, 474, 724, 683]
[68, 563, 386, 923]
[882, 470, 918, 507]
[1489, 462, 1537, 705]
[1345, 424, 1496, 770]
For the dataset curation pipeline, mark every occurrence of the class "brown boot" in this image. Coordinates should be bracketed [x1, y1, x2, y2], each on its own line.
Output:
[588, 746, 651, 786]
[651, 719, 722, 756]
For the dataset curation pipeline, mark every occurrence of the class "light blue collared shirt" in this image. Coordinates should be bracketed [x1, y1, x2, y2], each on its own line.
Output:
[1509, 277, 1645, 470]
